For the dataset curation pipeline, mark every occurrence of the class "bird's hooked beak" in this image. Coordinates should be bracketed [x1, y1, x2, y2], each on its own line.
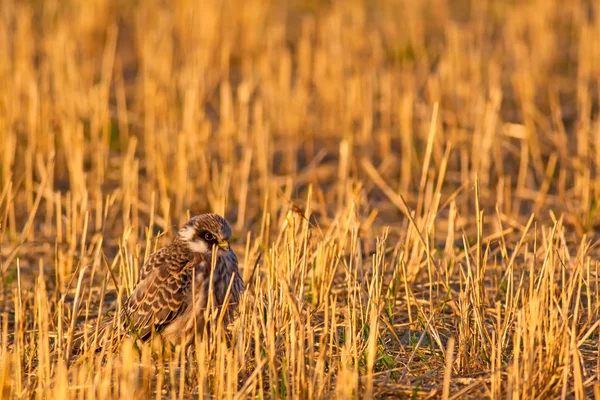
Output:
[217, 240, 230, 251]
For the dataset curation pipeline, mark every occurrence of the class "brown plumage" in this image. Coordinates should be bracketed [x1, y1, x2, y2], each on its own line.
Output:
[92, 213, 244, 349]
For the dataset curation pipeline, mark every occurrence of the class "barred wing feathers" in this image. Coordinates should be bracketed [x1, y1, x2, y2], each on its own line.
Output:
[124, 258, 194, 341]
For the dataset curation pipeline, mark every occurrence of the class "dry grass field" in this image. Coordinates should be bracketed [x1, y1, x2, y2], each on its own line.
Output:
[1, 0, 600, 398]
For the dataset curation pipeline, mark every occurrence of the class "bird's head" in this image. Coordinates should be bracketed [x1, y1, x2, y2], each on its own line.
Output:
[176, 213, 233, 255]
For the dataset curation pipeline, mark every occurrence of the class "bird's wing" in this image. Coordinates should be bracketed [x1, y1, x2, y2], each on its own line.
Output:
[124, 261, 194, 341]
[140, 245, 191, 279]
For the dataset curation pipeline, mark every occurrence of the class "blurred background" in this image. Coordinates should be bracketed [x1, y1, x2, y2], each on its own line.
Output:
[1, 0, 599, 249]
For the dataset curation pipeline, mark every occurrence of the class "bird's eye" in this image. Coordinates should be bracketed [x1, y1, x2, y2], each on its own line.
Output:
[204, 232, 215, 241]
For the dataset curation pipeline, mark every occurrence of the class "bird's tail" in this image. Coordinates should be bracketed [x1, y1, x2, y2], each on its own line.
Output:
[68, 314, 126, 355]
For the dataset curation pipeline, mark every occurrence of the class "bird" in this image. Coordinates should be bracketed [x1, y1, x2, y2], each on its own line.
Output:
[90, 213, 244, 350]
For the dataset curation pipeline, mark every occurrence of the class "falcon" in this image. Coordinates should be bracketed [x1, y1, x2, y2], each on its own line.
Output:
[93, 213, 244, 349]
